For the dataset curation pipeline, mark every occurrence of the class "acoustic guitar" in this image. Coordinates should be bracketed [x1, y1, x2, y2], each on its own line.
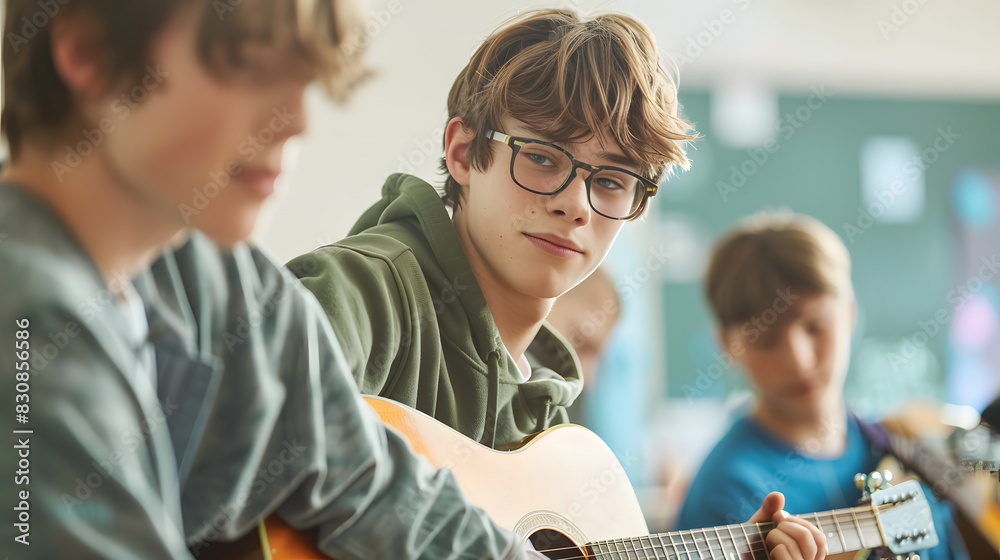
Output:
[215, 397, 942, 559]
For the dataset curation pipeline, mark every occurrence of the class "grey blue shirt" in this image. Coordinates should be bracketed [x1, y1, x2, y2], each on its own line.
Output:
[0, 184, 539, 559]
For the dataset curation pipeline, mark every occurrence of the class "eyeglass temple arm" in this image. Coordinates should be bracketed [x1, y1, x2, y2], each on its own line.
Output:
[487, 130, 515, 145]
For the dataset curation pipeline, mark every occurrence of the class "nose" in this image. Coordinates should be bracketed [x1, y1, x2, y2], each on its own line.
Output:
[785, 327, 817, 375]
[271, 80, 309, 142]
[546, 167, 592, 225]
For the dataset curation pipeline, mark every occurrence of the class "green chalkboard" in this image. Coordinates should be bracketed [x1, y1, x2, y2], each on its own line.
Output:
[660, 90, 1000, 411]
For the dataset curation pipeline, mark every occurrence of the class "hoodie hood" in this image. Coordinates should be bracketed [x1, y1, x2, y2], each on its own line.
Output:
[345, 173, 584, 446]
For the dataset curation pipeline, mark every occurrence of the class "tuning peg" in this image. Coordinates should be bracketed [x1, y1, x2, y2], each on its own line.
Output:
[867, 470, 884, 492]
[854, 473, 867, 491]
[882, 469, 893, 483]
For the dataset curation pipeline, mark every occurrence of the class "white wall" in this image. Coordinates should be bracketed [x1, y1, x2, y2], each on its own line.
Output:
[255, 0, 1000, 263]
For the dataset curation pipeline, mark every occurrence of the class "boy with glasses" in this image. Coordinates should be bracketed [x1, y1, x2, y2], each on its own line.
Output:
[288, 8, 681, 450]
[288, 11, 827, 559]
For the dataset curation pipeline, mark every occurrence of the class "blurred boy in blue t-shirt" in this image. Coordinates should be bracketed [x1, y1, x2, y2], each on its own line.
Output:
[678, 211, 968, 560]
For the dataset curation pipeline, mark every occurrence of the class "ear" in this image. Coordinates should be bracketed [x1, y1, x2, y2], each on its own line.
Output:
[443, 116, 475, 188]
[718, 326, 746, 367]
[50, 10, 110, 102]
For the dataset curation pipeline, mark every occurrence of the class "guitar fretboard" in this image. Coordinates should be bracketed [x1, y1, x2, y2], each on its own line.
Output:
[582, 505, 882, 559]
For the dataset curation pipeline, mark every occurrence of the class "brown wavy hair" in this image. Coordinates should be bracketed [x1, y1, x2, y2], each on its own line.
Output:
[705, 211, 854, 330]
[440, 9, 696, 217]
[2, 0, 368, 159]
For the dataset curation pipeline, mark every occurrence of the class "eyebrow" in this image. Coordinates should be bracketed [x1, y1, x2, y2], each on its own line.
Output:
[517, 127, 642, 171]
[597, 151, 641, 169]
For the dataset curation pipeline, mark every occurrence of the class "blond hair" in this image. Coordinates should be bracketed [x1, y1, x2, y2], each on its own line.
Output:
[2, 0, 368, 158]
[440, 8, 695, 215]
[705, 211, 853, 329]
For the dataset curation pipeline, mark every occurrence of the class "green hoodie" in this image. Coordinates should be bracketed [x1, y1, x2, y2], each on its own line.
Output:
[287, 173, 583, 448]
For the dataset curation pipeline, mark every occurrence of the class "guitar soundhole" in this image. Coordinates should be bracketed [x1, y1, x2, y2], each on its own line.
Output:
[528, 528, 586, 560]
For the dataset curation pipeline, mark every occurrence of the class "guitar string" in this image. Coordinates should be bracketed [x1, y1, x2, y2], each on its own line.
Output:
[533, 526, 779, 559]
[532, 507, 887, 558]
[537, 525, 881, 560]
[536, 525, 880, 558]
[540, 542, 771, 560]
[534, 532, 790, 559]
[532, 501, 904, 556]
[534, 508, 883, 554]
[538, 523, 883, 560]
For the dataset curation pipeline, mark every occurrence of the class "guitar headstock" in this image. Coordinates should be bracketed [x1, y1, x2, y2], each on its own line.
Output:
[870, 479, 940, 555]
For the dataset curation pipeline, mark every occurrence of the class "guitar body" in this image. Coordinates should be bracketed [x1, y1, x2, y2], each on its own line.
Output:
[262, 396, 648, 559]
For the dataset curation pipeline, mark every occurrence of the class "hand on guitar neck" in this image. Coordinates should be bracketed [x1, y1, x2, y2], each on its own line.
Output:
[747, 492, 829, 560]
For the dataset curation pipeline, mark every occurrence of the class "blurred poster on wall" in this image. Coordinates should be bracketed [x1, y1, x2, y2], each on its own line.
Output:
[949, 169, 1000, 410]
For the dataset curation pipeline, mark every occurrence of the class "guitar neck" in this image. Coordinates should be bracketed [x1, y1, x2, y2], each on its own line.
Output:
[586, 504, 883, 559]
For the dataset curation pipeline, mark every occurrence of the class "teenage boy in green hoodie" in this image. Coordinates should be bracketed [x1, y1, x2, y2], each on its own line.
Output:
[288, 9, 691, 450]
[0, 1, 559, 558]
[286, 11, 827, 560]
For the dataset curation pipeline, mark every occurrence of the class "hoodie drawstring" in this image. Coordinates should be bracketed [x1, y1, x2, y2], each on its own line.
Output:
[479, 350, 500, 448]
[537, 398, 553, 433]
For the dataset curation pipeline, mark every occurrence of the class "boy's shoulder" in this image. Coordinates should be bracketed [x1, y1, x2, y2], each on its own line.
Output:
[701, 415, 780, 467]
[332, 227, 419, 262]
[0, 186, 161, 435]
[288, 216, 434, 286]
[289, 173, 466, 285]
[142, 231, 331, 356]
[0, 186, 108, 319]
[154, 229, 301, 298]
[336, 173, 454, 263]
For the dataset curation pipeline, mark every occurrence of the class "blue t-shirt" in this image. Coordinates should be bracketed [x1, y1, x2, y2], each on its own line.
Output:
[677, 415, 967, 560]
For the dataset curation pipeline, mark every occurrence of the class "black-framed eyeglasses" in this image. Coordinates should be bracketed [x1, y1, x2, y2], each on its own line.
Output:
[486, 130, 658, 221]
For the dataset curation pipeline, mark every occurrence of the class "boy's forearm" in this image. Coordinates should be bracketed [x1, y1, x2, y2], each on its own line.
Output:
[295, 416, 524, 559]
[275, 309, 525, 559]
